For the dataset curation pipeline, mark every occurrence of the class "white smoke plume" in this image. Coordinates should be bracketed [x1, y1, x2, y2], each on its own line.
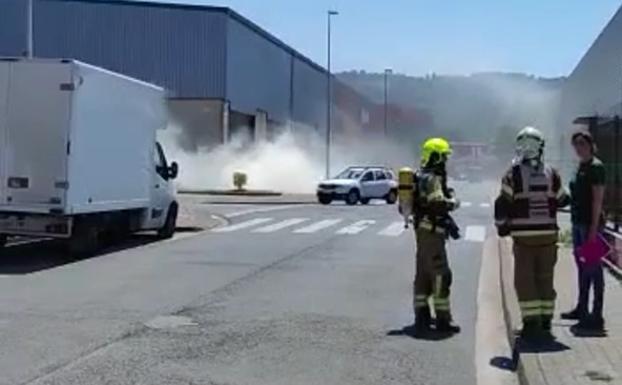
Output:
[159, 124, 413, 194]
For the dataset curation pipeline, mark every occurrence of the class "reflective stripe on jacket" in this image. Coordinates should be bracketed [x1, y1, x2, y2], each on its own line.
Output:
[415, 170, 457, 233]
[494, 161, 569, 237]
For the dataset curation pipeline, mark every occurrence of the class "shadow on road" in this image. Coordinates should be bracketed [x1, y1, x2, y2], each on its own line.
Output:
[514, 338, 571, 354]
[489, 356, 518, 372]
[0, 226, 203, 275]
[386, 325, 456, 341]
[570, 325, 608, 338]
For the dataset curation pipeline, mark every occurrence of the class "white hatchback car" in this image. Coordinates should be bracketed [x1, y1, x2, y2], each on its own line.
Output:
[316, 166, 398, 205]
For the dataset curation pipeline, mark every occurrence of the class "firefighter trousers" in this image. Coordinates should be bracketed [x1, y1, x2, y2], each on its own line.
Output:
[414, 228, 453, 321]
[512, 235, 558, 325]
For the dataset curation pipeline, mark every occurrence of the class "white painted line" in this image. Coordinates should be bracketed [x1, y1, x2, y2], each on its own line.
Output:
[293, 219, 342, 234]
[252, 218, 308, 233]
[479, 203, 491, 208]
[226, 205, 300, 218]
[465, 225, 486, 242]
[212, 218, 273, 233]
[462, 202, 473, 208]
[336, 220, 376, 235]
[378, 222, 406, 237]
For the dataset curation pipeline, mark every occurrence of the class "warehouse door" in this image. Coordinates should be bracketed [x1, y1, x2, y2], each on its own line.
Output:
[229, 110, 255, 146]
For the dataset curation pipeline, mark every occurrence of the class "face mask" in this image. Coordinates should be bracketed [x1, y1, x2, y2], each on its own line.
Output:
[516, 136, 542, 160]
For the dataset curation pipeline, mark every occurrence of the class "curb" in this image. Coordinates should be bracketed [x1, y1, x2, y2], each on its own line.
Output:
[496, 238, 529, 385]
[202, 200, 317, 206]
[179, 190, 282, 197]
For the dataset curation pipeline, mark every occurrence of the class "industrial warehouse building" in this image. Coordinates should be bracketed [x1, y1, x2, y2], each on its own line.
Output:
[0, 0, 375, 151]
[557, 5, 622, 170]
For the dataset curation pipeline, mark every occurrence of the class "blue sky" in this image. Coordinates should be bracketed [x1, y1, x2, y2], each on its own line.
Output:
[148, 0, 621, 77]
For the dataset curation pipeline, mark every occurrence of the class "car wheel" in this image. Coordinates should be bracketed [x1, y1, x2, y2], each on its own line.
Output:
[386, 189, 398, 204]
[346, 189, 359, 205]
[318, 195, 332, 205]
[360, 197, 370, 205]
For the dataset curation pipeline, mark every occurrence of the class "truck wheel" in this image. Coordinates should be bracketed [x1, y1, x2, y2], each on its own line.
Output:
[68, 220, 99, 257]
[386, 190, 398, 204]
[360, 197, 370, 205]
[345, 189, 359, 206]
[158, 204, 178, 239]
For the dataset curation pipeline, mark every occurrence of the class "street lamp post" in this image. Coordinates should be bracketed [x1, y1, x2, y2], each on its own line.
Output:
[383, 68, 393, 137]
[26, 0, 33, 58]
[326, 10, 338, 179]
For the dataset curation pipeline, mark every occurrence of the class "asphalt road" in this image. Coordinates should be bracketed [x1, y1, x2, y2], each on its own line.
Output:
[0, 181, 497, 385]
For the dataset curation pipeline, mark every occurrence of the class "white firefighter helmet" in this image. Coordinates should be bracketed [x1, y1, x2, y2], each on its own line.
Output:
[516, 126, 545, 161]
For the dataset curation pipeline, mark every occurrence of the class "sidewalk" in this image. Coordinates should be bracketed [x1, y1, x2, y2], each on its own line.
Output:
[177, 195, 228, 230]
[184, 192, 317, 205]
[499, 238, 622, 385]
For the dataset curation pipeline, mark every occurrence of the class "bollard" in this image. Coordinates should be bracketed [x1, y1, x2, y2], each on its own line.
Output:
[233, 171, 247, 191]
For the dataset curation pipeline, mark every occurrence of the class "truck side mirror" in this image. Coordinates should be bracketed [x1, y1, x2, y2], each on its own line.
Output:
[169, 162, 179, 180]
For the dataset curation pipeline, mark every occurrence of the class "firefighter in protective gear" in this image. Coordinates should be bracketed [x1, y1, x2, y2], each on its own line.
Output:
[495, 127, 570, 341]
[411, 137, 461, 334]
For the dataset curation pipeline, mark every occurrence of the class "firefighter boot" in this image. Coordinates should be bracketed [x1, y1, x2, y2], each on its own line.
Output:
[519, 318, 540, 342]
[539, 316, 555, 342]
[436, 314, 461, 334]
[414, 307, 432, 334]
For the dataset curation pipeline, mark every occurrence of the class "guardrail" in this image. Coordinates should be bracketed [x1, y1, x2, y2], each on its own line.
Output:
[604, 224, 622, 277]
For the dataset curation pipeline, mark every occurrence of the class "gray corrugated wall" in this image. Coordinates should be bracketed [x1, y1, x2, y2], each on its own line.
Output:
[0, 0, 28, 57]
[225, 17, 291, 123]
[0, 0, 333, 131]
[1, 0, 228, 98]
[292, 57, 327, 131]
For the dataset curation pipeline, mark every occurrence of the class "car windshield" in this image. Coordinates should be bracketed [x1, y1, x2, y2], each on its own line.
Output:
[335, 168, 365, 179]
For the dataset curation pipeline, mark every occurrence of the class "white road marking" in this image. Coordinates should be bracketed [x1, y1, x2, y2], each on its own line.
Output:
[479, 203, 491, 208]
[252, 218, 308, 233]
[462, 202, 473, 208]
[465, 225, 486, 242]
[293, 219, 343, 234]
[226, 205, 300, 218]
[212, 218, 273, 233]
[378, 222, 407, 236]
[336, 220, 377, 235]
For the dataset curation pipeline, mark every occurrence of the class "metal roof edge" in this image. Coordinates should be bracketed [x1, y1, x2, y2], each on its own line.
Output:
[41, 0, 329, 75]
[39, 0, 229, 13]
[568, 4, 622, 79]
[224, 8, 327, 75]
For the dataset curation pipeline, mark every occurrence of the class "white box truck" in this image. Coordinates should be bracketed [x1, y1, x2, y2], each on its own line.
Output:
[0, 58, 179, 254]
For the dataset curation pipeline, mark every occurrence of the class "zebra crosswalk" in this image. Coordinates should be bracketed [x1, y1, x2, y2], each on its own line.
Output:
[212, 217, 488, 242]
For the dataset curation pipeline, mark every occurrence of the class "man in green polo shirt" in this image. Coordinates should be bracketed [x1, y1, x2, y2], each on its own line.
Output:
[561, 130, 607, 331]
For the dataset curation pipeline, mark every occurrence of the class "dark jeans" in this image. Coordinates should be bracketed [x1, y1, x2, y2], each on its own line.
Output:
[572, 225, 605, 318]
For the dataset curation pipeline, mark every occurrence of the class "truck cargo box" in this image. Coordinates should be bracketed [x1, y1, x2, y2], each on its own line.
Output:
[0, 58, 167, 215]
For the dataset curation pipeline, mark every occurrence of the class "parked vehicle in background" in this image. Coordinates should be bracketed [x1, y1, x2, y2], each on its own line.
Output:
[0, 58, 179, 254]
[575, 116, 622, 229]
[449, 141, 494, 182]
[317, 166, 398, 205]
